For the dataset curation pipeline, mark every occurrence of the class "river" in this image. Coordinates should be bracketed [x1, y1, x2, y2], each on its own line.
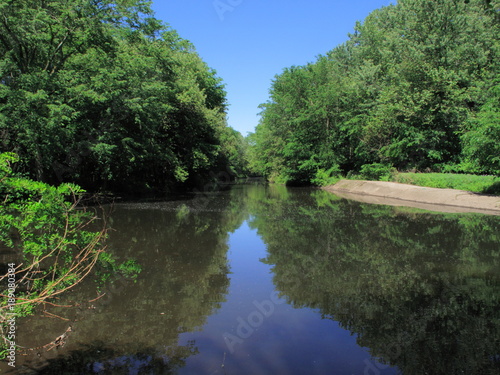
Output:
[7, 183, 500, 374]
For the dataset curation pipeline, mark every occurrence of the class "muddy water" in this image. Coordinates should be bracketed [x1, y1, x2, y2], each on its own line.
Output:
[6, 183, 500, 374]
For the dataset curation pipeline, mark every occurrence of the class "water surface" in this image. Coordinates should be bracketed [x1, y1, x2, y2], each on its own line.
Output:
[9, 184, 500, 374]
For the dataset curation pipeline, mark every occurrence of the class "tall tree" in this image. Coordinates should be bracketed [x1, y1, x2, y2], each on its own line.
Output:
[252, 0, 500, 184]
[0, 0, 239, 194]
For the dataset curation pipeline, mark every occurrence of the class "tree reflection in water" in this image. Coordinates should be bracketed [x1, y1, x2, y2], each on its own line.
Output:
[249, 186, 500, 374]
[7, 184, 500, 374]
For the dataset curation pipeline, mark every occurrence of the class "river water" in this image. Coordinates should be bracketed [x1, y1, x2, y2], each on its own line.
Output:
[8, 183, 500, 374]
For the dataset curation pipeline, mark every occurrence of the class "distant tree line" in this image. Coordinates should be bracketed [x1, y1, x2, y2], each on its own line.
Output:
[249, 0, 500, 185]
[0, 0, 248, 194]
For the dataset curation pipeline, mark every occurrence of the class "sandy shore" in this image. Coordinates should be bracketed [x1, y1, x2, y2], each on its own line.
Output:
[323, 180, 500, 215]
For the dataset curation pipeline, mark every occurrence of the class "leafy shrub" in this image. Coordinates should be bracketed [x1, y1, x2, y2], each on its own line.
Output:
[359, 163, 396, 181]
[0, 153, 141, 357]
[461, 81, 500, 176]
[311, 166, 341, 186]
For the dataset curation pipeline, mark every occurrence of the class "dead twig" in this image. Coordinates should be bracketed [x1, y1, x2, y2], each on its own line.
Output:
[42, 311, 70, 321]
[88, 293, 106, 303]
[18, 326, 73, 355]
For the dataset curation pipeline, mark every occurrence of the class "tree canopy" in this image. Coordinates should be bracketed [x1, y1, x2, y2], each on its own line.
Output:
[0, 0, 245, 194]
[250, 0, 500, 185]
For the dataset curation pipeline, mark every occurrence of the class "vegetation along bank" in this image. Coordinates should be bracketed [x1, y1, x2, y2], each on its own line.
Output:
[247, 0, 500, 187]
[0, 0, 248, 196]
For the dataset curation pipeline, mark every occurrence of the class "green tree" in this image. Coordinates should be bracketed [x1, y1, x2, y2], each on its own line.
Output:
[359, 0, 498, 169]
[461, 78, 500, 175]
[253, 0, 500, 184]
[0, 0, 239, 194]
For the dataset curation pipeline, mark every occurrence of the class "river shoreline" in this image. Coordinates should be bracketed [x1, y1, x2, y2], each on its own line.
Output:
[323, 180, 500, 215]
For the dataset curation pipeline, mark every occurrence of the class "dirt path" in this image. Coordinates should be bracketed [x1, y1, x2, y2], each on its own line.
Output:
[323, 180, 500, 215]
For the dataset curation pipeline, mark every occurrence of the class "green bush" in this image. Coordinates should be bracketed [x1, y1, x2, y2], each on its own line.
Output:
[359, 163, 396, 181]
[461, 81, 500, 175]
[311, 166, 341, 186]
[0, 153, 105, 310]
[0, 153, 140, 357]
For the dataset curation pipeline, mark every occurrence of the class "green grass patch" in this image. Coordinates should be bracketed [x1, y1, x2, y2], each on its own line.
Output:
[391, 173, 500, 195]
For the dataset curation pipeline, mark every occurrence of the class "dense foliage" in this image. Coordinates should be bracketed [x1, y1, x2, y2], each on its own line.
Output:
[250, 0, 500, 185]
[0, 153, 138, 324]
[0, 0, 245, 194]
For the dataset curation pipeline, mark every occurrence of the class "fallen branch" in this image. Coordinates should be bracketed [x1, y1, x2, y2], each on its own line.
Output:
[42, 311, 70, 322]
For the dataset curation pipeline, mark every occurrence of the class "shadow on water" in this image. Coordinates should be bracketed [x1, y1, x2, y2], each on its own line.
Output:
[21, 342, 196, 375]
[3, 184, 500, 374]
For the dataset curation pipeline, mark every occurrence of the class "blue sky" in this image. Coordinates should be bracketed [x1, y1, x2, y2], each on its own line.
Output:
[151, 0, 394, 136]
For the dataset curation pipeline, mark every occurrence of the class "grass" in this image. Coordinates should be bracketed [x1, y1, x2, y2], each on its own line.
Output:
[391, 173, 500, 195]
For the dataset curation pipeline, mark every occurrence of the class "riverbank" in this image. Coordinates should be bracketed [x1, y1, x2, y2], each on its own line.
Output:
[323, 180, 500, 215]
